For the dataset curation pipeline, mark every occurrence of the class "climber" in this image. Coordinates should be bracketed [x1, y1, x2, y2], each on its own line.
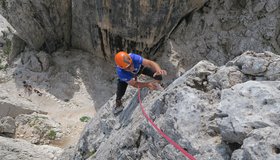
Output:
[114, 51, 167, 114]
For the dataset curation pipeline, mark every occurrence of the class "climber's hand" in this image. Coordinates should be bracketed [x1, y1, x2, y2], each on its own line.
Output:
[153, 69, 167, 77]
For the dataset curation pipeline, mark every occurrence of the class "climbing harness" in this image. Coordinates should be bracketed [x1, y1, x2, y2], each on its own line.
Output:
[137, 86, 196, 160]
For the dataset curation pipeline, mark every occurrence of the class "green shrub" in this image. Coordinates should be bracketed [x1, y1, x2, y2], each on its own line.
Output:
[85, 150, 96, 159]
[0, 64, 5, 70]
[80, 116, 91, 122]
[47, 130, 56, 140]
[3, 38, 11, 55]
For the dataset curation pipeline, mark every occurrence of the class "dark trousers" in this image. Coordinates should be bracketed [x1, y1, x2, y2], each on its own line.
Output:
[116, 66, 162, 100]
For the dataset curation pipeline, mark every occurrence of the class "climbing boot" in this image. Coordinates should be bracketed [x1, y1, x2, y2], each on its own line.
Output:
[113, 99, 124, 114]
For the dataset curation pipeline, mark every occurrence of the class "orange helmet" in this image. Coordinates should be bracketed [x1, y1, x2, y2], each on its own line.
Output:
[115, 51, 132, 69]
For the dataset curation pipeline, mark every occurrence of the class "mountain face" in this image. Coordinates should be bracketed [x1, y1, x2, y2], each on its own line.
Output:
[1, 0, 280, 160]
[0, 0, 71, 53]
[72, 51, 280, 160]
[71, 0, 206, 59]
[155, 0, 280, 82]
[0, 0, 206, 58]
[1, 0, 279, 65]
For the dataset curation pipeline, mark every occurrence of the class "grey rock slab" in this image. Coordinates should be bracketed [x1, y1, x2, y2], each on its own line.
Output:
[0, 136, 62, 160]
[218, 81, 280, 144]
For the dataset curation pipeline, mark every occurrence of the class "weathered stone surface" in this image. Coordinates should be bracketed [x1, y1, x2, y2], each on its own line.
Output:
[0, 136, 62, 160]
[12, 50, 116, 107]
[8, 34, 26, 63]
[0, 84, 47, 119]
[0, 116, 15, 137]
[74, 83, 228, 160]
[208, 66, 247, 89]
[72, 0, 206, 60]
[1, 1, 280, 159]
[72, 61, 227, 160]
[58, 146, 75, 160]
[218, 81, 280, 144]
[0, 0, 71, 53]
[228, 51, 280, 80]
[15, 113, 63, 145]
[36, 51, 51, 72]
[158, 0, 280, 79]
[72, 51, 280, 160]
[265, 0, 280, 13]
[231, 127, 280, 160]
[229, 51, 273, 76]
[21, 51, 51, 72]
[0, 100, 41, 119]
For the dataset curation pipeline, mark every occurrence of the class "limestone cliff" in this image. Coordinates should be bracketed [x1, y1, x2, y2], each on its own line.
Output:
[1, 0, 280, 160]
[71, 0, 206, 60]
[157, 0, 280, 83]
[0, 0, 206, 59]
[0, 0, 71, 53]
[73, 51, 280, 160]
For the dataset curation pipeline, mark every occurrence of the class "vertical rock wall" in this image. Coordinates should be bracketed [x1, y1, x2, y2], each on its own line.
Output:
[0, 0, 71, 53]
[165, 0, 280, 67]
[71, 0, 206, 60]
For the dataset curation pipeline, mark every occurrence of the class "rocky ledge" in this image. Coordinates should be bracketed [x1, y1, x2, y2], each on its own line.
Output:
[73, 51, 280, 160]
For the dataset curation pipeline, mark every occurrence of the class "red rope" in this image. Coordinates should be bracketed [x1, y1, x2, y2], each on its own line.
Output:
[137, 87, 196, 160]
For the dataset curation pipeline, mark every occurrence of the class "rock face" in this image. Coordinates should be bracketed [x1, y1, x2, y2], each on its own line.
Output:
[1, 0, 207, 58]
[0, 116, 15, 137]
[72, 51, 280, 160]
[15, 113, 63, 145]
[13, 49, 116, 107]
[158, 0, 280, 81]
[0, 136, 63, 160]
[71, 0, 206, 60]
[0, 0, 71, 53]
[0, 100, 44, 119]
[218, 81, 280, 159]
[0, 81, 48, 119]
[1, 0, 279, 68]
[1, 1, 280, 160]
[232, 127, 280, 160]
